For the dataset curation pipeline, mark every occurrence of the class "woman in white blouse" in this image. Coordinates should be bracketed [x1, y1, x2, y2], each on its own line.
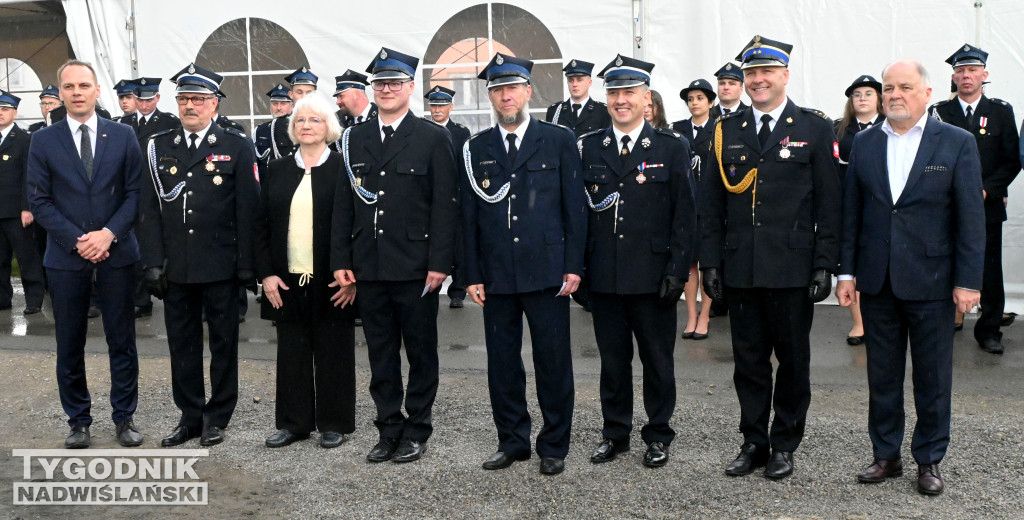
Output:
[254, 94, 357, 449]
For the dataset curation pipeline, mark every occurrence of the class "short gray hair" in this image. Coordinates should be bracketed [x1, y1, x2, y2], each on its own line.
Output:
[288, 93, 342, 143]
[57, 59, 98, 85]
[882, 59, 930, 88]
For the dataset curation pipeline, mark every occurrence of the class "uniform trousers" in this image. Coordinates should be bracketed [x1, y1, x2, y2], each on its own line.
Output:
[164, 279, 239, 429]
[483, 288, 574, 458]
[0, 218, 44, 308]
[274, 273, 355, 434]
[358, 280, 439, 442]
[975, 220, 1004, 342]
[725, 286, 812, 452]
[860, 275, 954, 465]
[590, 291, 677, 445]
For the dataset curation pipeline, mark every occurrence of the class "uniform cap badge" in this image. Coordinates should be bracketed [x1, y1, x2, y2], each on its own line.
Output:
[301, 66, 307, 73]
[963, 44, 970, 51]
[380, 49, 387, 59]
[188, 64, 196, 74]
[496, 55, 504, 65]
[615, 56, 623, 66]
[726, 63, 732, 70]
[433, 86, 440, 93]
[570, 59, 577, 67]
[213, 175, 223, 186]
[140, 78, 146, 85]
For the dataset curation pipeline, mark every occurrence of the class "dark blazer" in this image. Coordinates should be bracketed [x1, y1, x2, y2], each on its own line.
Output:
[840, 118, 985, 300]
[446, 119, 472, 152]
[33, 105, 112, 133]
[701, 99, 841, 288]
[546, 97, 611, 137]
[137, 122, 260, 283]
[929, 96, 1020, 222]
[26, 117, 141, 270]
[581, 123, 696, 294]
[331, 112, 458, 281]
[670, 118, 714, 182]
[709, 101, 748, 122]
[255, 152, 349, 322]
[460, 118, 586, 294]
[0, 124, 31, 218]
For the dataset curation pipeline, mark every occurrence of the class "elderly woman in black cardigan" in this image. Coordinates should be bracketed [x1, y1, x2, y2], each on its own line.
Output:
[255, 93, 356, 449]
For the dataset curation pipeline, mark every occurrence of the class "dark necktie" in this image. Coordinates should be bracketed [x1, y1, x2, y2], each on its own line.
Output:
[188, 133, 199, 155]
[357, 115, 363, 124]
[572, 103, 582, 119]
[620, 135, 631, 165]
[723, 108, 731, 115]
[506, 133, 518, 165]
[965, 105, 974, 131]
[382, 125, 395, 149]
[138, 115, 147, 131]
[693, 125, 703, 139]
[79, 124, 93, 180]
[757, 114, 773, 148]
[858, 121, 870, 131]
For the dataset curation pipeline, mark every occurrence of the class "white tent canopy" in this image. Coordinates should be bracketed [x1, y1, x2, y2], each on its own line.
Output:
[56, 0, 1024, 307]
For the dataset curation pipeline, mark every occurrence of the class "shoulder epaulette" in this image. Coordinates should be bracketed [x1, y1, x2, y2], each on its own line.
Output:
[222, 126, 248, 139]
[800, 107, 832, 123]
[577, 128, 605, 143]
[468, 127, 493, 142]
[453, 122, 468, 129]
[931, 99, 951, 108]
[150, 128, 176, 140]
[719, 110, 743, 121]
[990, 98, 1011, 107]
[655, 127, 685, 140]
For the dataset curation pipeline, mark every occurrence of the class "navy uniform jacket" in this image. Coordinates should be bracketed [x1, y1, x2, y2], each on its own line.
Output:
[929, 96, 1020, 222]
[840, 119, 985, 299]
[834, 114, 885, 180]
[267, 115, 295, 161]
[709, 101, 749, 122]
[330, 112, 458, 281]
[581, 123, 696, 294]
[27, 117, 141, 270]
[254, 120, 272, 173]
[137, 122, 260, 284]
[545, 98, 611, 137]
[0, 124, 31, 218]
[446, 119, 471, 152]
[460, 118, 587, 294]
[121, 109, 180, 148]
[701, 99, 841, 288]
[670, 118, 714, 182]
[216, 115, 245, 134]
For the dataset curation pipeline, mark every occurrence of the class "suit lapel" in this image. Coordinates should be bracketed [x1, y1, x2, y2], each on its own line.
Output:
[0, 126, 15, 153]
[760, 101, 797, 155]
[738, 110, 760, 154]
[512, 118, 541, 171]
[378, 111, 414, 167]
[361, 116, 383, 164]
[91, 118, 110, 180]
[871, 129, 894, 206]
[54, 119, 90, 183]
[599, 127, 626, 178]
[896, 118, 940, 204]
[622, 123, 655, 175]
[488, 126, 512, 171]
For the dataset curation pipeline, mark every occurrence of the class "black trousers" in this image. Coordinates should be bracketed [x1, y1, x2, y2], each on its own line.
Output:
[483, 288, 574, 458]
[725, 286, 812, 452]
[860, 275, 954, 465]
[358, 280, 439, 442]
[590, 292, 677, 445]
[274, 274, 356, 434]
[164, 279, 239, 429]
[48, 264, 137, 426]
[975, 220, 1004, 342]
[0, 218, 44, 308]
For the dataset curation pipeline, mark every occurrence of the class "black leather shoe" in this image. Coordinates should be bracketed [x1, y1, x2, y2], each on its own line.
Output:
[265, 429, 309, 448]
[724, 443, 768, 476]
[764, 451, 794, 479]
[954, 321, 963, 331]
[392, 438, 426, 463]
[65, 424, 90, 449]
[134, 304, 152, 318]
[917, 463, 944, 495]
[200, 425, 224, 446]
[681, 330, 695, 339]
[354, 318, 363, 327]
[320, 431, 347, 449]
[449, 298, 464, 308]
[979, 338, 1004, 354]
[692, 331, 709, 340]
[590, 438, 630, 463]
[643, 442, 669, 468]
[115, 419, 144, 447]
[482, 451, 530, 470]
[1001, 312, 1017, 327]
[161, 425, 199, 447]
[366, 437, 399, 463]
[846, 335, 865, 346]
[539, 456, 565, 475]
[857, 458, 903, 483]
[23, 306, 42, 315]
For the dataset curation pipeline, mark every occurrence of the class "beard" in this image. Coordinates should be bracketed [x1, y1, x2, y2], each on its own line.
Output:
[494, 105, 529, 127]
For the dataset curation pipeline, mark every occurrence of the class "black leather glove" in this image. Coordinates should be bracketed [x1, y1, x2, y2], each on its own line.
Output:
[701, 267, 724, 303]
[658, 275, 686, 307]
[807, 269, 832, 303]
[144, 267, 168, 300]
[237, 269, 258, 295]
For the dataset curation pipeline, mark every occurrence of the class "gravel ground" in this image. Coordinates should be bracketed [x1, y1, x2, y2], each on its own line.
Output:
[0, 341, 1022, 520]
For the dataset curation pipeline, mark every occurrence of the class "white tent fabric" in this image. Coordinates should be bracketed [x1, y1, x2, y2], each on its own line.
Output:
[60, 0, 1024, 308]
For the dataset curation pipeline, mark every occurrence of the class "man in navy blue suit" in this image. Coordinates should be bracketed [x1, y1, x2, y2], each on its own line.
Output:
[461, 53, 586, 476]
[837, 59, 984, 496]
[27, 60, 144, 449]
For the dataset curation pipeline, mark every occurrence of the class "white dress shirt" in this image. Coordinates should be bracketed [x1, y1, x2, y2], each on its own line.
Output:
[881, 113, 928, 203]
[611, 120, 644, 153]
[498, 118, 530, 153]
[958, 96, 980, 118]
[751, 99, 789, 135]
[378, 111, 408, 142]
[0, 124, 12, 144]
[69, 113, 99, 157]
[184, 121, 213, 149]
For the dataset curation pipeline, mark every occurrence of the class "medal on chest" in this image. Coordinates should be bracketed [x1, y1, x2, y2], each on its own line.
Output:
[482, 178, 490, 189]
[205, 161, 215, 172]
[979, 116, 988, 134]
[213, 175, 223, 186]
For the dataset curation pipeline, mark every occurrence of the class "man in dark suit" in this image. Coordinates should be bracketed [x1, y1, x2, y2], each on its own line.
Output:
[701, 36, 841, 480]
[27, 60, 144, 449]
[928, 44, 1020, 354]
[331, 47, 458, 464]
[0, 91, 45, 314]
[581, 56, 696, 468]
[545, 59, 610, 136]
[28, 84, 61, 133]
[461, 53, 586, 476]
[137, 63, 260, 448]
[424, 85, 471, 309]
[709, 62, 749, 122]
[838, 58, 984, 496]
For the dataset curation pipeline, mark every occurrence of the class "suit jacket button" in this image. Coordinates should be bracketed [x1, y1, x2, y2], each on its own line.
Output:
[379, 190, 385, 196]
[378, 210, 384, 215]
[513, 237, 519, 243]
[511, 174, 516, 178]
[511, 194, 516, 200]
[380, 171, 385, 175]
[512, 216, 518, 221]
[618, 235, 624, 239]
[891, 209, 897, 214]
[189, 229, 194, 234]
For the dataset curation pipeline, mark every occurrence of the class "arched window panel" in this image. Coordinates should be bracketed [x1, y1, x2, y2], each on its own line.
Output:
[196, 18, 248, 73]
[1, 58, 44, 125]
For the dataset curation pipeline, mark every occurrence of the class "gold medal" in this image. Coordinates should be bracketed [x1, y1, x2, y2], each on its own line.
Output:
[205, 162, 215, 172]
[591, 184, 599, 193]
[169, 166, 177, 175]
[213, 175, 223, 186]
[482, 178, 491, 189]
[353, 177, 362, 187]
[979, 128, 986, 135]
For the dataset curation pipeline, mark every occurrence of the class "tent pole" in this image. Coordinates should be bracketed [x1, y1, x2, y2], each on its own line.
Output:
[632, 0, 645, 60]
[128, 0, 138, 76]
[973, 1, 982, 46]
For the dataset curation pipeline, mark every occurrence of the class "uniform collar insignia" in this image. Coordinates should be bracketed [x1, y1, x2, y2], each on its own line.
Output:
[173, 134, 181, 145]
[207, 133, 217, 145]
[640, 137, 651, 149]
[602, 135, 611, 147]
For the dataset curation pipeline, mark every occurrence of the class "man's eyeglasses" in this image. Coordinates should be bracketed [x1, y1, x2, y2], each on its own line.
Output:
[39, 102, 59, 108]
[371, 81, 410, 92]
[294, 117, 325, 125]
[175, 95, 215, 106]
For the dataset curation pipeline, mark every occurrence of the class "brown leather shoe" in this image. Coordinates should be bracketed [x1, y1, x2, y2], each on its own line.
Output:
[917, 463, 944, 495]
[856, 458, 903, 483]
